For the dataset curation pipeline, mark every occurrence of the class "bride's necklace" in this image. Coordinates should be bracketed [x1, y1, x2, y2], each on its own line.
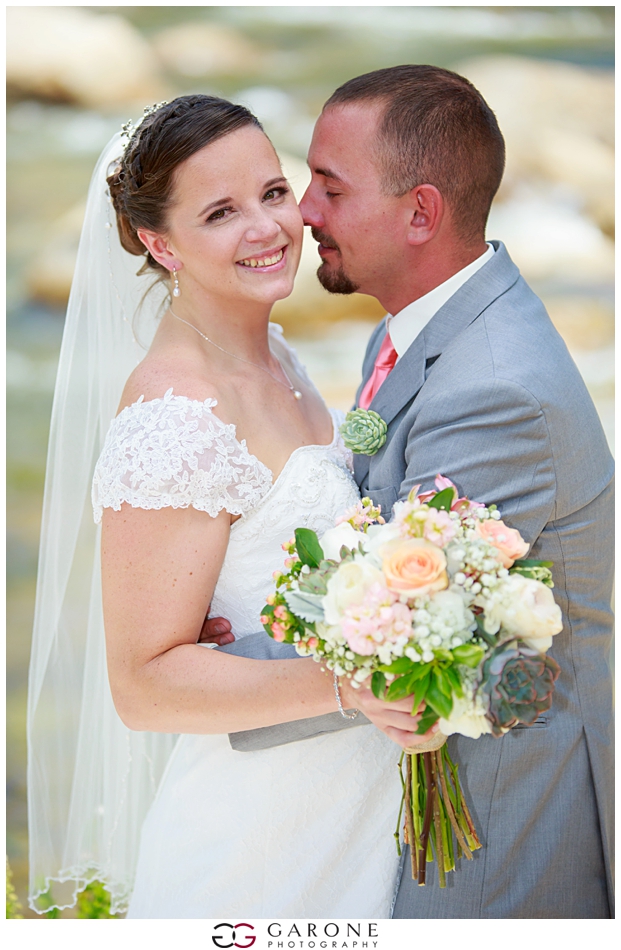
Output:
[169, 307, 303, 400]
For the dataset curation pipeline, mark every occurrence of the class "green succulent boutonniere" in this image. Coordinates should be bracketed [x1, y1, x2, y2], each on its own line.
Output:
[339, 408, 388, 456]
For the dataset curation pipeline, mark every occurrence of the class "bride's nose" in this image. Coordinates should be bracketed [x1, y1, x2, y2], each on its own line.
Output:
[244, 207, 282, 245]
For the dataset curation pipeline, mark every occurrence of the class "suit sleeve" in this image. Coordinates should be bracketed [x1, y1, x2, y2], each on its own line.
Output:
[400, 377, 556, 547]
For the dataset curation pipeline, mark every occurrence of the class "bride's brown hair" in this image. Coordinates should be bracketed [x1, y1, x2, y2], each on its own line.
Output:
[107, 95, 263, 276]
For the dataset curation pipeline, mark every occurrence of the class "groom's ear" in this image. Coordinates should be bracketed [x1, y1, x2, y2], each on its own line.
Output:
[405, 184, 444, 246]
[136, 229, 182, 272]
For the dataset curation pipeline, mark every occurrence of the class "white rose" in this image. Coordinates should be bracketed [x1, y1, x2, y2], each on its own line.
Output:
[359, 522, 402, 566]
[439, 695, 493, 740]
[485, 574, 563, 651]
[322, 560, 386, 625]
[319, 522, 363, 561]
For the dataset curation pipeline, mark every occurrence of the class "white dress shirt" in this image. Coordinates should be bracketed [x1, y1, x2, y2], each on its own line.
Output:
[387, 243, 495, 360]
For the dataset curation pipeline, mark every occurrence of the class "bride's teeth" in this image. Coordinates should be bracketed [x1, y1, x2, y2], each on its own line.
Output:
[240, 249, 284, 268]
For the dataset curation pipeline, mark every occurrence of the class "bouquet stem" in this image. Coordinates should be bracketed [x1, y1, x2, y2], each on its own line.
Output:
[401, 738, 482, 886]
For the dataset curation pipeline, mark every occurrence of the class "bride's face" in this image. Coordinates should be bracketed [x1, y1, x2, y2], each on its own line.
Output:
[156, 126, 303, 306]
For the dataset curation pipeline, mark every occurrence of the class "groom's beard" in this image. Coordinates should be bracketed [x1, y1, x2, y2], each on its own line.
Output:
[311, 228, 360, 295]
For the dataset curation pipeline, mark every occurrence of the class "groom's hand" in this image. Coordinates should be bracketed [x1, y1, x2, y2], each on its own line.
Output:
[340, 679, 439, 750]
[197, 611, 235, 647]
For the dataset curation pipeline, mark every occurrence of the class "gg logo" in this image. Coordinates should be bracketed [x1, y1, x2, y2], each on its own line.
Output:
[211, 922, 256, 949]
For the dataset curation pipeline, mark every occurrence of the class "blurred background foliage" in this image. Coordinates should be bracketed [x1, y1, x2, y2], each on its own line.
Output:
[6, 5, 613, 917]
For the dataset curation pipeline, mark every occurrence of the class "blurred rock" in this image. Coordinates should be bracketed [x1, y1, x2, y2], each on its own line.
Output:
[26, 202, 85, 306]
[457, 56, 614, 236]
[544, 296, 614, 352]
[486, 182, 615, 284]
[152, 23, 264, 78]
[7, 7, 165, 108]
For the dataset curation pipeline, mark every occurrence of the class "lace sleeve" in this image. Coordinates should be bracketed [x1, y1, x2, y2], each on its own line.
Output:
[91, 389, 273, 523]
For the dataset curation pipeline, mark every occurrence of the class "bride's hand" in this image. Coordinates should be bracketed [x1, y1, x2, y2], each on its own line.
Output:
[339, 678, 439, 751]
[197, 611, 235, 647]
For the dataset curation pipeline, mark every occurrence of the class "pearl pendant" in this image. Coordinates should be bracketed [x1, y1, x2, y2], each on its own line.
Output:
[293, 390, 302, 400]
[173, 287, 180, 297]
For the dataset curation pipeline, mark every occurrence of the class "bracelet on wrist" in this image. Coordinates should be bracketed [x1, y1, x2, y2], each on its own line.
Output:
[333, 671, 359, 720]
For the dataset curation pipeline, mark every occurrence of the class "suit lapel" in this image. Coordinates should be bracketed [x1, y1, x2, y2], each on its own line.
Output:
[352, 242, 521, 488]
[370, 242, 520, 426]
[422, 241, 520, 361]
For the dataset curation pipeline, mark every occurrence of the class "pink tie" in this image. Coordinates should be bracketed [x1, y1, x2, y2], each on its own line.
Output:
[358, 331, 398, 409]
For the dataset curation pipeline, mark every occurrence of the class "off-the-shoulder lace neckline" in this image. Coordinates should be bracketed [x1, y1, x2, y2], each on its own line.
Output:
[119, 388, 340, 490]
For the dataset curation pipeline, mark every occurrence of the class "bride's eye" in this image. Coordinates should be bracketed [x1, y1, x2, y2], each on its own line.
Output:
[263, 186, 289, 202]
[207, 206, 233, 222]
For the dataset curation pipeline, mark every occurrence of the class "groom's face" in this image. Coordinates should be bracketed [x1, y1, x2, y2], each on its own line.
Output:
[300, 103, 409, 301]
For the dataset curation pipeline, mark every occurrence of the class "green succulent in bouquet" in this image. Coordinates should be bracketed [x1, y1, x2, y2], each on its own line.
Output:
[482, 641, 560, 736]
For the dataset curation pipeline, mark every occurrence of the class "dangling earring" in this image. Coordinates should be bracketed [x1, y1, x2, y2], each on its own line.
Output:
[172, 268, 181, 297]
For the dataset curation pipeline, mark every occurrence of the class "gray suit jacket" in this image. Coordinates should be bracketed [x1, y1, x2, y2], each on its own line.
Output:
[354, 241, 614, 918]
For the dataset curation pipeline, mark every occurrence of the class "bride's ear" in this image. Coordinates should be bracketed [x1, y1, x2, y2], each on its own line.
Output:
[136, 229, 182, 272]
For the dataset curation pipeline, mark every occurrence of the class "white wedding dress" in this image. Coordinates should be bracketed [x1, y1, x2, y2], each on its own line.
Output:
[91, 328, 402, 919]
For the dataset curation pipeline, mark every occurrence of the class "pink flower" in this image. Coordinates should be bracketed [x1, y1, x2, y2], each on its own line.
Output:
[307, 636, 319, 650]
[273, 605, 288, 620]
[422, 508, 457, 547]
[335, 499, 385, 529]
[271, 622, 287, 641]
[341, 583, 413, 655]
[260, 614, 270, 624]
[419, 475, 485, 515]
[475, 519, 529, 568]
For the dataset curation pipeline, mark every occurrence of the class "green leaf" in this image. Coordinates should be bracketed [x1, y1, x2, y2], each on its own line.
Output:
[283, 589, 325, 623]
[415, 705, 440, 735]
[433, 667, 453, 698]
[452, 642, 486, 667]
[412, 670, 431, 711]
[475, 614, 497, 647]
[426, 671, 453, 718]
[294, 528, 324, 569]
[386, 671, 417, 701]
[512, 558, 554, 568]
[444, 664, 464, 698]
[371, 671, 387, 700]
[378, 657, 416, 675]
[406, 661, 433, 681]
[426, 486, 455, 511]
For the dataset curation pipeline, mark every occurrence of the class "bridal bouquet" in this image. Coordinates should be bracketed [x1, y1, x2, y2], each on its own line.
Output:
[262, 476, 562, 887]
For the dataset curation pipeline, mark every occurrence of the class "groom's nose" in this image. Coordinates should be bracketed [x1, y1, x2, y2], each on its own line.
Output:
[299, 185, 323, 229]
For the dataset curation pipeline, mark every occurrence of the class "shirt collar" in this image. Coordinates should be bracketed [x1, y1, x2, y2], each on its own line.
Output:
[387, 243, 495, 359]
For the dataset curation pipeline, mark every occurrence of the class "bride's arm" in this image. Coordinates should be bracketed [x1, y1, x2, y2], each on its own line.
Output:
[102, 503, 424, 742]
[102, 503, 334, 733]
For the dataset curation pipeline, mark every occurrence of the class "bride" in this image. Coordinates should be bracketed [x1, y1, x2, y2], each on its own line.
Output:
[27, 95, 425, 919]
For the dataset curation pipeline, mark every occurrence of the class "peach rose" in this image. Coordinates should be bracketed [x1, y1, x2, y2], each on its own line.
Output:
[380, 538, 448, 599]
[475, 519, 529, 568]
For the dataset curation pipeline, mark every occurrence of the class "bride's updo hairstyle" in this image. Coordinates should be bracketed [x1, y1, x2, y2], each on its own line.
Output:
[107, 95, 263, 275]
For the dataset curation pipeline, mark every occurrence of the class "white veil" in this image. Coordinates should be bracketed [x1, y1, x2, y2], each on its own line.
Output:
[27, 132, 176, 915]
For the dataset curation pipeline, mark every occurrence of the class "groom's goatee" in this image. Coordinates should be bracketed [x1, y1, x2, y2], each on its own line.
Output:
[311, 227, 360, 295]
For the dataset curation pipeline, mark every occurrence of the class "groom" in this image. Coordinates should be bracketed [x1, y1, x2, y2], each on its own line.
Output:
[205, 65, 613, 918]
[296, 65, 614, 919]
